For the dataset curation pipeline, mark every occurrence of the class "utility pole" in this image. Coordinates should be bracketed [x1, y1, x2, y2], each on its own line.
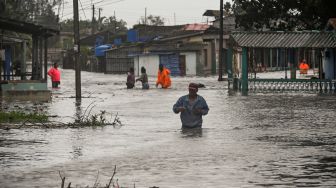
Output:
[114, 10, 116, 33]
[91, 4, 95, 34]
[98, 8, 102, 31]
[145, 7, 147, 25]
[174, 12, 176, 25]
[73, 0, 81, 99]
[218, 0, 224, 81]
[98, 8, 101, 21]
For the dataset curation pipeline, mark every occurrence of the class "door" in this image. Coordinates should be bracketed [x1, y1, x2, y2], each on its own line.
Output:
[179, 55, 186, 76]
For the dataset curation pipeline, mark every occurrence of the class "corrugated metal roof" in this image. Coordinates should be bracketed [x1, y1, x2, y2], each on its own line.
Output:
[231, 31, 336, 48]
[184, 24, 210, 31]
[203, 10, 220, 17]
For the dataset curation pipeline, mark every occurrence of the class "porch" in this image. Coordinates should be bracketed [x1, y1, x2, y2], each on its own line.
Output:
[228, 31, 336, 95]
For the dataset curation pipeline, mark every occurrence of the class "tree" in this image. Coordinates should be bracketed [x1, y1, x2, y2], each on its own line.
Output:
[139, 15, 165, 26]
[101, 16, 127, 32]
[60, 16, 127, 35]
[223, 2, 232, 16]
[232, 0, 336, 31]
[0, 0, 61, 27]
[60, 19, 92, 34]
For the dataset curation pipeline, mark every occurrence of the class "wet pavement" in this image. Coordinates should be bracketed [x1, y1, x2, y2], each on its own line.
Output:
[1, 69, 336, 187]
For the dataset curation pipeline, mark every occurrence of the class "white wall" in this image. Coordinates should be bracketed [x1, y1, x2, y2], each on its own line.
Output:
[180, 52, 197, 76]
[134, 52, 197, 76]
[134, 55, 160, 76]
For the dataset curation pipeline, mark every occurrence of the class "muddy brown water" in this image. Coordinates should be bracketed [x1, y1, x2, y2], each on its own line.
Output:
[1, 69, 336, 187]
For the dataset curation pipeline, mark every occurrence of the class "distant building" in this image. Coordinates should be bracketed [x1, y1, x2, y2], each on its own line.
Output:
[105, 24, 219, 76]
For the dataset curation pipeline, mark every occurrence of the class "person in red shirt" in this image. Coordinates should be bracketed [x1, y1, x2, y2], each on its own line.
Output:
[48, 63, 61, 88]
[156, 64, 171, 89]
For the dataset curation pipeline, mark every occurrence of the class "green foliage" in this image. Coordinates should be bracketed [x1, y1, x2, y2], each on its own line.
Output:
[60, 19, 92, 33]
[139, 15, 165, 26]
[59, 16, 127, 34]
[0, 111, 48, 123]
[101, 16, 128, 32]
[70, 110, 122, 127]
[232, 0, 336, 30]
[0, 0, 61, 26]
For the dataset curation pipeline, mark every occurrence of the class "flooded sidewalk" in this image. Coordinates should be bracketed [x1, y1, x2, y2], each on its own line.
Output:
[1, 69, 336, 187]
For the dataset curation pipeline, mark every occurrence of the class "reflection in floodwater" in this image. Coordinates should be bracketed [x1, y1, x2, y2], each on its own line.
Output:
[75, 98, 82, 122]
[0, 70, 336, 187]
[181, 128, 203, 138]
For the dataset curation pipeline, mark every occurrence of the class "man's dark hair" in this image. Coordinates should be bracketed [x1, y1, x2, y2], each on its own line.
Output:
[141, 66, 146, 73]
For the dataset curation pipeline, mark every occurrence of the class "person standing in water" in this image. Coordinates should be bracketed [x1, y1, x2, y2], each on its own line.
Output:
[173, 83, 209, 129]
[156, 64, 171, 89]
[47, 62, 61, 88]
[136, 66, 149, 89]
[126, 67, 135, 89]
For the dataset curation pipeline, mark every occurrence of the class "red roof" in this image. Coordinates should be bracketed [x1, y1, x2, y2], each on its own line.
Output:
[184, 24, 210, 31]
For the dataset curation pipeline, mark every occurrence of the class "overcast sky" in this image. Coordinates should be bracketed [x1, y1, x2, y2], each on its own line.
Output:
[60, 0, 227, 28]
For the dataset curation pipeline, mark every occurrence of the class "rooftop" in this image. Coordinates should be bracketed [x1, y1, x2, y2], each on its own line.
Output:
[231, 31, 336, 48]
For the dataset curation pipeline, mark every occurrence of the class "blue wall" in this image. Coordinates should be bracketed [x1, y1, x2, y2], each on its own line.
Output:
[127, 29, 138, 43]
[159, 54, 180, 76]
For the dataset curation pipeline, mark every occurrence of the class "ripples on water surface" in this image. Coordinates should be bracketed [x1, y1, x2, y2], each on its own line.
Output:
[1, 70, 336, 187]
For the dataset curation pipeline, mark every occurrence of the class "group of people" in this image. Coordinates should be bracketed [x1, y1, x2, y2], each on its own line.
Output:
[47, 63, 209, 129]
[126, 64, 172, 90]
[126, 64, 209, 129]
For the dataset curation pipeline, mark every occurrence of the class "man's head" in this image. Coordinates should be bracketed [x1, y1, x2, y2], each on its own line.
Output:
[159, 64, 164, 72]
[188, 83, 198, 96]
[141, 66, 146, 73]
[53, 63, 58, 68]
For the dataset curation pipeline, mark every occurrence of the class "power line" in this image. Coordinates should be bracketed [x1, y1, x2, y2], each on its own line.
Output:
[79, 0, 87, 19]
[62, 0, 122, 18]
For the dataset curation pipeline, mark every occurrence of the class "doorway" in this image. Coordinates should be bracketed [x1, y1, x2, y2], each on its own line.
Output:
[179, 55, 186, 76]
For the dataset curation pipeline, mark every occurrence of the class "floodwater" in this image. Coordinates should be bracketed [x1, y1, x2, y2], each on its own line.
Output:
[1, 69, 336, 188]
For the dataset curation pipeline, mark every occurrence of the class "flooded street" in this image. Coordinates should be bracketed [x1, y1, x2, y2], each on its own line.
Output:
[1, 69, 336, 187]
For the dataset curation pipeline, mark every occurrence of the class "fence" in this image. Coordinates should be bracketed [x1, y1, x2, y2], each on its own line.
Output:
[230, 78, 336, 93]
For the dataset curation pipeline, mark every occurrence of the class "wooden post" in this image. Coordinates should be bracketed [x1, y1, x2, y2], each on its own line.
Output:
[270, 48, 272, 70]
[290, 48, 296, 79]
[32, 35, 38, 80]
[218, 0, 224, 81]
[227, 47, 233, 79]
[242, 47, 248, 95]
[44, 36, 48, 81]
[21, 41, 26, 80]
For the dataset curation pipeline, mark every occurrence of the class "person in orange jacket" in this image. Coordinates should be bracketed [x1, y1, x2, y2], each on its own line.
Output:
[299, 59, 309, 75]
[156, 64, 171, 89]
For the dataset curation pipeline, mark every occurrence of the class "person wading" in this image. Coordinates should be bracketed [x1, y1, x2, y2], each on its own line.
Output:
[47, 62, 61, 88]
[136, 66, 149, 89]
[173, 83, 209, 129]
[126, 67, 135, 89]
[156, 64, 171, 89]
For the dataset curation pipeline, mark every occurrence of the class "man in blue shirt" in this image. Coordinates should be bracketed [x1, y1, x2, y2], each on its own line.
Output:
[173, 83, 209, 128]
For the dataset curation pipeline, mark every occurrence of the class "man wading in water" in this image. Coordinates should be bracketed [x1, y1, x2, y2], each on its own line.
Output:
[173, 83, 209, 129]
